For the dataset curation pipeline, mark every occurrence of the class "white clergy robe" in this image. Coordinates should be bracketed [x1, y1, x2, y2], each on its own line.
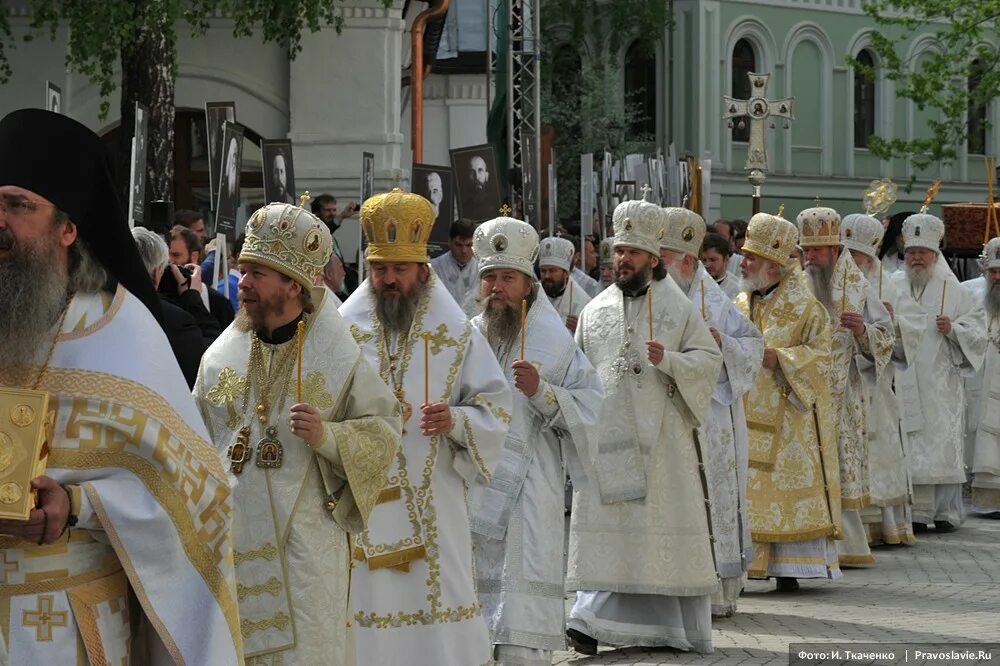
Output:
[340, 273, 512, 666]
[859, 262, 915, 545]
[431, 250, 479, 307]
[890, 261, 986, 527]
[572, 267, 601, 298]
[716, 271, 742, 300]
[195, 288, 402, 665]
[823, 252, 894, 567]
[961, 277, 1000, 516]
[469, 292, 603, 663]
[567, 276, 723, 653]
[0, 286, 241, 666]
[547, 276, 592, 324]
[685, 266, 763, 616]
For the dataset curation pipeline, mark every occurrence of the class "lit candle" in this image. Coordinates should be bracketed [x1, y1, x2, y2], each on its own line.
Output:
[520, 299, 527, 360]
[296, 320, 305, 403]
[423, 333, 430, 406]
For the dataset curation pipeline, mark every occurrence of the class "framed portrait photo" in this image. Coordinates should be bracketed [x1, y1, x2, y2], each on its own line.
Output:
[261, 140, 297, 205]
[412, 164, 454, 258]
[450, 144, 503, 223]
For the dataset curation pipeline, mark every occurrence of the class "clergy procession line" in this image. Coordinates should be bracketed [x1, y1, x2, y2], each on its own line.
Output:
[0, 109, 996, 666]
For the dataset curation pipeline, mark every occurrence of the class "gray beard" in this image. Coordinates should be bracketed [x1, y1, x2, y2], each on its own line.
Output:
[0, 231, 70, 369]
[371, 279, 430, 334]
[481, 299, 522, 352]
[985, 282, 1000, 319]
[805, 264, 835, 309]
[740, 266, 773, 294]
[666, 264, 694, 294]
[905, 264, 931, 290]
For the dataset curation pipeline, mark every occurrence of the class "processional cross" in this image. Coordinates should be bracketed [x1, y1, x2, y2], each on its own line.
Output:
[723, 72, 795, 215]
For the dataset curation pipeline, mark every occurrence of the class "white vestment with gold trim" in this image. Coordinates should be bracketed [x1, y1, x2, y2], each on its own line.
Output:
[194, 289, 401, 666]
[340, 274, 512, 666]
[0, 287, 240, 666]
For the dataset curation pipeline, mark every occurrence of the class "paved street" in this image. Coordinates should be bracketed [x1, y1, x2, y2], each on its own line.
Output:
[554, 516, 1000, 665]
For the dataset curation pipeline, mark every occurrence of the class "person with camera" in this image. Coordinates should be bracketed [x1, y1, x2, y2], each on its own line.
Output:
[133, 227, 222, 387]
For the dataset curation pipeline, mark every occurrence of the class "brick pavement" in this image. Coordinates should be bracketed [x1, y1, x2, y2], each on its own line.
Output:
[553, 516, 1000, 665]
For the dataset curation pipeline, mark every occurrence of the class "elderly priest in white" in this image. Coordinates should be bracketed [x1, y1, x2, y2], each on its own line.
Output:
[841, 211, 915, 545]
[566, 193, 723, 654]
[962, 237, 1000, 517]
[890, 206, 985, 532]
[539, 236, 592, 333]
[195, 201, 402, 665]
[468, 215, 603, 666]
[341, 189, 512, 666]
[658, 207, 764, 617]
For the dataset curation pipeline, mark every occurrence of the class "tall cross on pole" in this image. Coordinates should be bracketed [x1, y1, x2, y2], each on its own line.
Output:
[723, 72, 795, 216]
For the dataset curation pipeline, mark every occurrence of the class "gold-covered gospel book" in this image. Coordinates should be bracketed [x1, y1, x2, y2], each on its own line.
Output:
[0, 388, 52, 520]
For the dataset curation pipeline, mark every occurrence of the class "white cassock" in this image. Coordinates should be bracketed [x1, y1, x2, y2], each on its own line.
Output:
[823, 252, 894, 567]
[340, 273, 513, 666]
[468, 293, 603, 665]
[686, 266, 763, 616]
[891, 260, 986, 527]
[195, 288, 402, 665]
[547, 275, 592, 324]
[572, 267, 602, 298]
[859, 262, 916, 545]
[716, 271, 742, 300]
[567, 277, 722, 653]
[961, 276, 1000, 516]
[431, 250, 479, 307]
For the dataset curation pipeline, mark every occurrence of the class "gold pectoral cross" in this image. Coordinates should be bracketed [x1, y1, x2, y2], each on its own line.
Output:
[395, 388, 413, 435]
[228, 426, 252, 475]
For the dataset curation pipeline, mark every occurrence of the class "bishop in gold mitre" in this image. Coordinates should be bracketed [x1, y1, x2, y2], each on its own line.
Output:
[193, 200, 401, 665]
[339, 188, 512, 666]
[0, 109, 241, 664]
[735, 210, 843, 593]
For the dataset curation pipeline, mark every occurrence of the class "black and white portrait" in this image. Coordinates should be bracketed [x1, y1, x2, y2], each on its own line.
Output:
[46, 81, 62, 114]
[450, 144, 502, 223]
[262, 140, 297, 205]
[129, 103, 149, 226]
[412, 164, 454, 257]
[614, 180, 636, 205]
[362, 152, 375, 203]
[215, 122, 244, 240]
[205, 101, 236, 205]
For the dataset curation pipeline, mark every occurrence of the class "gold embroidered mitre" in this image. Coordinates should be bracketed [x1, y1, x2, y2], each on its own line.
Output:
[742, 212, 798, 265]
[796, 206, 842, 248]
[660, 207, 706, 257]
[841, 213, 884, 259]
[362, 188, 435, 263]
[241, 202, 333, 290]
[599, 237, 614, 266]
[612, 192, 664, 256]
[980, 236, 1000, 270]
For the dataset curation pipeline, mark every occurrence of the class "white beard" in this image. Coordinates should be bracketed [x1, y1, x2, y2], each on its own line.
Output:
[805, 264, 835, 310]
[985, 281, 1000, 319]
[740, 265, 773, 294]
[666, 263, 694, 294]
[905, 264, 932, 290]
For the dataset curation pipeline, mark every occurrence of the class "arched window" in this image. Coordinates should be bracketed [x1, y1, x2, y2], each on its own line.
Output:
[853, 49, 877, 149]
[969, 58, 988, 155]
[624, 41, 656, 139]
[731, 39, 756, 142]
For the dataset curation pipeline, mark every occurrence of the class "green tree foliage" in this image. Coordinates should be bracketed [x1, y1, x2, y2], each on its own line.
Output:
[540, 0, 671, 222]
[0, 1, 392, 201]
[858, 0, 1000, 172]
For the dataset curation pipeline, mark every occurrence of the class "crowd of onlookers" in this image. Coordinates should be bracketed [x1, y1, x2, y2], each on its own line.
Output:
[130, 193, 357, 387]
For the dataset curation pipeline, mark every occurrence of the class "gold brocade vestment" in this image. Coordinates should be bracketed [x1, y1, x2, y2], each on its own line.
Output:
[736, 268, 842, 543]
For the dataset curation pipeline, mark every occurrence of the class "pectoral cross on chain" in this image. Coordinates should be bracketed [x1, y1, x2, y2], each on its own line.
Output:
[723, 72, 794, 172]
